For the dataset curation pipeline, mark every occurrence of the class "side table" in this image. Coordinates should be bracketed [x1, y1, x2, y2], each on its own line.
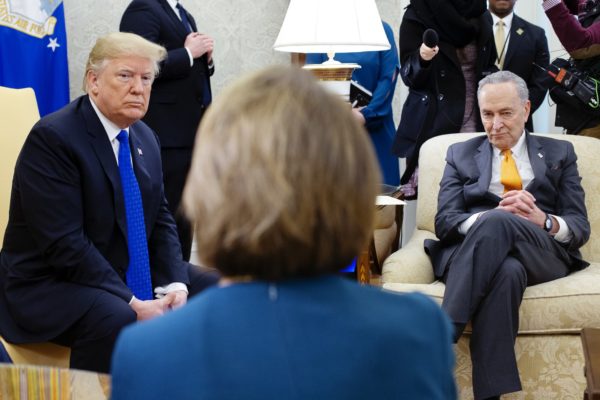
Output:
[356, 187, 405, 285]
[582, 328, 600, 400]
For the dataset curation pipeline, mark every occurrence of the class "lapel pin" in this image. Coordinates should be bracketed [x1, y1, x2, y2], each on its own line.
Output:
[516, 28, 524, 36]
[137, 148, 143, 156]
[538, 152, 543, 158]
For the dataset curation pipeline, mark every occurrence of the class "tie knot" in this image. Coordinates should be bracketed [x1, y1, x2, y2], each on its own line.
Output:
[497, 20, 504, 27]
[117, 130, 128, 144]
[502, 149, 512, 156]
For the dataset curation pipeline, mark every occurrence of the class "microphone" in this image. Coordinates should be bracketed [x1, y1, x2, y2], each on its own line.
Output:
[422, 29, 439, 48]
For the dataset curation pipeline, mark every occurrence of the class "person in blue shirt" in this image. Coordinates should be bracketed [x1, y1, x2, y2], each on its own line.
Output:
[110, 65, 456, 400]
[306, 21, 400, 186]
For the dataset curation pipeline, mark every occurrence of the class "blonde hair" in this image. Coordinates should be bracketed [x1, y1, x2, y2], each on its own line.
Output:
[83, 32, 166, 92]
[183, 66, 381, 280]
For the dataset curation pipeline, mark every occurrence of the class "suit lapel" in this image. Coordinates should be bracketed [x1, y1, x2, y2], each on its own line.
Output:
[82, 97, 127, 238]
[158, 0, 190, 40]
[525, 133, 547, 194]
[474, 138, 494, 196]
[128, 125, 152, 213]
[503, 15, 525, 68]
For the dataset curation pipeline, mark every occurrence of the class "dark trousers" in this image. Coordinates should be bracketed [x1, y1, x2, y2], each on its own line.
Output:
[441, 210, 571, 400]
[52, 264, 219, 373]
[161, 148, 193, 261]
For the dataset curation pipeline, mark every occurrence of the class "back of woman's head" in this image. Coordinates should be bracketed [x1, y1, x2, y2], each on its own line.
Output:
[183, 65, 380, 280]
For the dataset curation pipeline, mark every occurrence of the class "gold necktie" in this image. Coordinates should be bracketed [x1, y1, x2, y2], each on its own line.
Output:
[495, 20, 506, 69]
[500, 150, 522, 193]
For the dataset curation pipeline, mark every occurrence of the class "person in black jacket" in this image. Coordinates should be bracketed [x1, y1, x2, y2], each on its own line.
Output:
[120, 0, 214, 261]
[392, 0, 496, 197]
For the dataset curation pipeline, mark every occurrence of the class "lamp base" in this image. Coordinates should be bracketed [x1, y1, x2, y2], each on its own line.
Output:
[303, 63, 361, 102]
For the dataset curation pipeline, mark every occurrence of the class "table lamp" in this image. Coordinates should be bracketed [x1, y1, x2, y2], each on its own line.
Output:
[273, 0, 390, 101]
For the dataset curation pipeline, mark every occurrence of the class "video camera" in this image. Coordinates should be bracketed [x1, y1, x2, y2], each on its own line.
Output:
[547, 58, 600, 111]
[581, 0, 600, 27]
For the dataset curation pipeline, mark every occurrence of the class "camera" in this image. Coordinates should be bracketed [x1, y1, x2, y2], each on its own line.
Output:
[548, 58, 600, 110]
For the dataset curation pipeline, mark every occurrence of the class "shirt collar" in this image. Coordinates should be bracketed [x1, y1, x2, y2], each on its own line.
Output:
[166, 0, 179, 13]
[491, 11, 514, 31]
[493, 130, 527, 158]
[89, 97, 129, 143]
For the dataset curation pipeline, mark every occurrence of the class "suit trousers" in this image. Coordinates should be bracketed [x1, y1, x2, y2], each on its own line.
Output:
[441, 210, 571, 399]
[51, 264, 218, 373]
[161, 148, 193, 261]
[51, 289, 136, 373]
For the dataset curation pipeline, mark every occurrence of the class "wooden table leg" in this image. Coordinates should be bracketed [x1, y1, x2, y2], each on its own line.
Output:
[356, 247, 371, 285]
[581, 328, 600, 400]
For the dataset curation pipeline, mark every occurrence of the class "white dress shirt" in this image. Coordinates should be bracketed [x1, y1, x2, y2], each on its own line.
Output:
[491, 12, 514, 67]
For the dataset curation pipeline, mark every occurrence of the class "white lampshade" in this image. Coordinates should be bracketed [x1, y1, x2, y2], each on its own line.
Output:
[273, 0, 390, 54]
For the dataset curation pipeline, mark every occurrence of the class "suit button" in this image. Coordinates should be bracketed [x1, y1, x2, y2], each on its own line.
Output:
[440, 70, 446, 77]
[438, 94, 444, 101]
[421, 95, 428, 101]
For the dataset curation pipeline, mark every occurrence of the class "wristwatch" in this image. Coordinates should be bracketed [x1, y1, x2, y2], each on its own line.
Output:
[544, 214, 553, 232]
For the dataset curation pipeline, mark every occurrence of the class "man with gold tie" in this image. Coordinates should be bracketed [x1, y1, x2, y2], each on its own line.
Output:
[486, 0, 549, 132]
[424, 71, 590, 400]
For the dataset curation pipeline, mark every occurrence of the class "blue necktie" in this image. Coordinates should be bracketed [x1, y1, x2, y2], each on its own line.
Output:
[176, 3, 193, 33]
[117, 130, 153, 300]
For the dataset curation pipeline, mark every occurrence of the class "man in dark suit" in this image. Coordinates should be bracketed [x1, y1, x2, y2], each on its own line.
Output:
[0, 32, 217, 374]
[426, 71, 590, 400]
[486, 0, 549, 131]
[120, 0, 214, 261]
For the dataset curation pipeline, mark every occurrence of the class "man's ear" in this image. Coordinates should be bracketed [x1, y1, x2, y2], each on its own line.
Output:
[524, 99, 531, 121]
[86, 70, 99, 95]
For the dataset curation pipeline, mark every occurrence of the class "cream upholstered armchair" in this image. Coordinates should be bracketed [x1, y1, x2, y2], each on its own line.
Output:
[0, 86, 71, 367]
[382, 133, 600, 399]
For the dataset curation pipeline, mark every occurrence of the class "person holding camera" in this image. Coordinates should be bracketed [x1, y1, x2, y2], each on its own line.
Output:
[543, 0, 600, 137]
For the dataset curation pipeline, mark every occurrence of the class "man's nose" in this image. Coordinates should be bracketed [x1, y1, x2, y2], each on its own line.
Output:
[130, 76, 144, 93]
[492, 116, 504, 130]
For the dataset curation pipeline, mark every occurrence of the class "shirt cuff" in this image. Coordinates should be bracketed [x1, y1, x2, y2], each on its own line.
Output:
[458, 212, 484, 235]
[551, 215, 573, 243]
[154, 282, 189, 299]
[184, 47, 193, 67]
[542, 0, 562, 11]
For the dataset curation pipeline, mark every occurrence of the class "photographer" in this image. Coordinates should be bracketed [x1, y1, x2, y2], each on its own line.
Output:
[543, 0, 600, 137]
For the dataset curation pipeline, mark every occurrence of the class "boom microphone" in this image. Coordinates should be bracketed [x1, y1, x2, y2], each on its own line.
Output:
[422, 29, 439, 48]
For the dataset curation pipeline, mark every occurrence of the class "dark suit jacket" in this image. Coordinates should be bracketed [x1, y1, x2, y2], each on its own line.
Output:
[120, 0, 213, 148]
[0, 96, 189, 343]
[426, 133, 590, 278]
[486, 11, 550, 131]
[111, 276, 457, 400]
[392, 7, 497, 182]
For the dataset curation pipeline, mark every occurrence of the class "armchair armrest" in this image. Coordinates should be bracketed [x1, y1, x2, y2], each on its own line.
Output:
[381, 229, 437, 284]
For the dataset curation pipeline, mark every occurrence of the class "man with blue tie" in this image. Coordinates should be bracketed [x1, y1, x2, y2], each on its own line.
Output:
[120, 0, 215, 261]
[0, 32, 217, 374]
